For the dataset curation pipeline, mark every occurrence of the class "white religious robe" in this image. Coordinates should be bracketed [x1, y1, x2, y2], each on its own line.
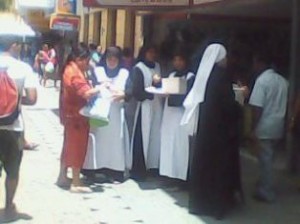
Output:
[159, 72, 194, 180]
[83, 67, 130, 171]
[130, 62, 163, 169]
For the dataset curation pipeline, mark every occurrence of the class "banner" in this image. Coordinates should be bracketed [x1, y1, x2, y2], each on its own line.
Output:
[83, 0, 190, 7]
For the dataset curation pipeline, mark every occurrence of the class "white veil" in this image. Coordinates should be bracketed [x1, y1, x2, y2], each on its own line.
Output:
[180, 43, 227, 133]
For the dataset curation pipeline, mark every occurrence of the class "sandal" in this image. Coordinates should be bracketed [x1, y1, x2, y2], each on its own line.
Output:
[24, 142, 39, 150]
[70, 185, 92, 193]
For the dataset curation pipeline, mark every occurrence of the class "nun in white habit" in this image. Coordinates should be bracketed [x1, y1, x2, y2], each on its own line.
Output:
[181, 43, 242, 219]
[83, 47, 130, 179]
[130, 45, 164, 181]
[159, 51, 195, 181]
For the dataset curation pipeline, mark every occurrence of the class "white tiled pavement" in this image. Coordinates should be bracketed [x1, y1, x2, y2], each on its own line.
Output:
[1, 82, 300, 224]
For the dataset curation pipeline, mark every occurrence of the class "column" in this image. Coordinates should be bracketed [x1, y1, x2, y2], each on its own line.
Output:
[93, 12, 101, 45]
[88, 12, 95, 44]
[134, 14, 144, 57]
[288, 0, 300, 173]
[116, 10, 135, 49]
[100, 9, 116, 50]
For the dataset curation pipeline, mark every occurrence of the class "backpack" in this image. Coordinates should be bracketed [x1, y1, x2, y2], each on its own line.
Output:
[0, 66, 20, 125]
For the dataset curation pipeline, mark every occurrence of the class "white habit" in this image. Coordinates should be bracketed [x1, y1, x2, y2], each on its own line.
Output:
[131, 62, 163, 169]
[83, 67, 130, 171]
[160, 72, 194, 180]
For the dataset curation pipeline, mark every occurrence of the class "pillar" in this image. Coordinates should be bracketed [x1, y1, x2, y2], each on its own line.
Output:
[100, 9, 116, 50]
[88, 12, 94, 44]
[134, 14, 144, 57]
[116, 10, 135, 49]
[289, 0, 300, 100]
[288, 0, 300, 173]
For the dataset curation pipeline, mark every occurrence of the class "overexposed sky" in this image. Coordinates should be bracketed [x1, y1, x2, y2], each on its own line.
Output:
[16, 0, 55, 9]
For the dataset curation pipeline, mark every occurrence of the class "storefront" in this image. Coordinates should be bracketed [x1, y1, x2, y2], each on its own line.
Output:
[79, 0, 298, 94]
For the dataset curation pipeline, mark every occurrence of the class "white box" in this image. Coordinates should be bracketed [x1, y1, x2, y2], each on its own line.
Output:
[162, 77, 187, 94]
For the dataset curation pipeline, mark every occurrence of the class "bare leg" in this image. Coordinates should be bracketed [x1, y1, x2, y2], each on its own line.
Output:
[5, 176, 18, 210]
[72, 167, 82, 186]
[43, 76, 47, 87]
[56, 161, 71, 188]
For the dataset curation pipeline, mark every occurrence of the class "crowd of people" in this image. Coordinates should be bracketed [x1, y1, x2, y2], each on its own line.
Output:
[54, 39, 289, 220]
[0, 34, 291, 221]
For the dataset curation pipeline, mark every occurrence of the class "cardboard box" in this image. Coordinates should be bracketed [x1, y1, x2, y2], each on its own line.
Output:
[162, 77, 187, 94]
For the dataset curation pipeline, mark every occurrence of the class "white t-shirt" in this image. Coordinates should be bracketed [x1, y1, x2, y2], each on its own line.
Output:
[249, 69, 288, 139]
[0, 55, 39, 132]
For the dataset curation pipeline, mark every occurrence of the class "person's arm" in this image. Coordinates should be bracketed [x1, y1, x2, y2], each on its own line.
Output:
[124, 75, 133, 102]
[251, 105, 263, 131]
[248, 78, 265, 135]
[71, 75, 99, 100]
[22, 88, 37, 105]
[22, 66, 39, 105]
[132, 67, 154, 101]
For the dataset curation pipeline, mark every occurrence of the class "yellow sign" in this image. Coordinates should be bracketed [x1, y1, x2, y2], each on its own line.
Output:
[56, 0, 73, 14]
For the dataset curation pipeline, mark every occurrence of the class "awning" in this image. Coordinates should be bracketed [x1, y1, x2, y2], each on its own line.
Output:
[82, 0, 290, 19]
[83, 0, 190, 8]
[0, 13, 35, 37]
[50, 14, 80, 32]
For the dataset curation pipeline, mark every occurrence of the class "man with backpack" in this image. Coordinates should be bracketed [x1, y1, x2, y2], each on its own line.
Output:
[0, 36, 38, 221]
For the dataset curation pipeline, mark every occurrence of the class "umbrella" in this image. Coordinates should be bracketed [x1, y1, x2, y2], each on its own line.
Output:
[0, 12, 35, 37]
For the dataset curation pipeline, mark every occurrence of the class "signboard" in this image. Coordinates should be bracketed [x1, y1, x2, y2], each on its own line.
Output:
[56, 0, 76, 14]
[50, 14, 80, 31]
[83, 0, 190, 7]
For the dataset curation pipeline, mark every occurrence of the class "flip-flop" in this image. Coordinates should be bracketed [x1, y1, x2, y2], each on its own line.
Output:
[24, 142, 39, 150]
[70, 185, 93, 193]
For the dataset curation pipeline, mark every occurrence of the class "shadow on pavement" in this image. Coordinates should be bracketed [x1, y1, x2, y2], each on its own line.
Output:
[51, 108, 60, 117]
[0, 209, 32, 223]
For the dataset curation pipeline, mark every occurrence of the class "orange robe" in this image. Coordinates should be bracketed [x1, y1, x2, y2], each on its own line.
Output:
[60, 62, 91, 168]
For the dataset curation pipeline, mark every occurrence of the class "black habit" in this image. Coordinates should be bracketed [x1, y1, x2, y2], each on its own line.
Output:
[189, 65, 242, 219]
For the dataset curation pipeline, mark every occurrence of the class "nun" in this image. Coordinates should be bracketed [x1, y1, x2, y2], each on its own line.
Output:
[83, 47, 130, 182]
[181, 43, 242, 219]
[130, 45, 163, 180]
[159, 51, 195, 182]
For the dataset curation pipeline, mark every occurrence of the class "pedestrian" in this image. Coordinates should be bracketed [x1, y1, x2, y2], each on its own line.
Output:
[0, 36, 38, 221]
[159, 50, 195, 183]
[89, 43, 101, 68]
[122, 47, 134, 70]
[249, 48, 288, 203]
[83, 47, 130, 183]
[181, 43, 242, 219]
[43, 44, 57, 87]
[56, 44, 101, 193]
[130, 44, 163, 181]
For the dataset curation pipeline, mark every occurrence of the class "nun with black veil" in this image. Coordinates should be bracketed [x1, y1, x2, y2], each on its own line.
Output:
[129, 44, 163, 181]
[181, 43, 242, 219]
[82, 47, 130, 182]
